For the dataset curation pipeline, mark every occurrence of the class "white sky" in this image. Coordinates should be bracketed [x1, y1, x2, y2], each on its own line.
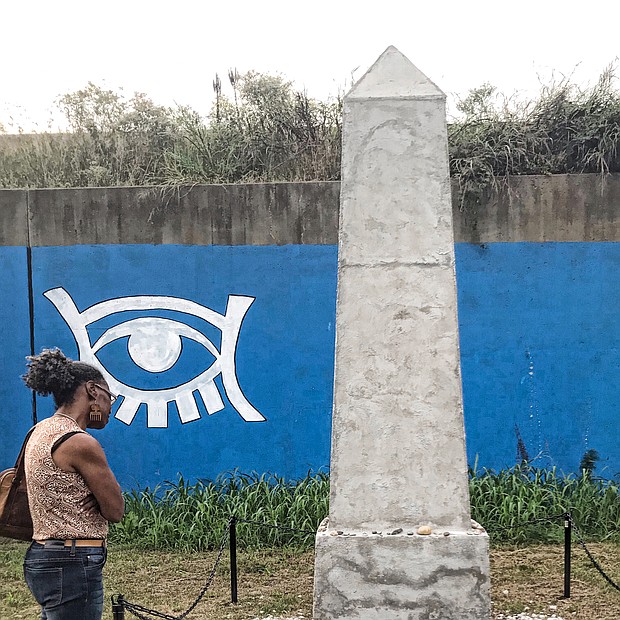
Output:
[1, 0, 619, 132]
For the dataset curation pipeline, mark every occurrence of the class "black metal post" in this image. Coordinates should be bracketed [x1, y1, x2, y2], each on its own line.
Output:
[230, 517, 238, 604]
[112, 594, 125, 619]
[563, 513, 571, 598]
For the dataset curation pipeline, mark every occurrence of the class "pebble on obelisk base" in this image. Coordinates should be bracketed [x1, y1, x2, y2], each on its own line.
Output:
[312, 47, 491, 619]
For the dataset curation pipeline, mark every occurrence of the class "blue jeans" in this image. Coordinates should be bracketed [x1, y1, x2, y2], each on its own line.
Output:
[24, 541, 107, 620]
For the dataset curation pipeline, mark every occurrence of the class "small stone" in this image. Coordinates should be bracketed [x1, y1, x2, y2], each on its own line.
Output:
[329, 531, 338, 537]
[407, 531, 414, 536]
[390, 528, 403, 535]
[443, 531, 450, 536]
[337, 530, 343, 535]
[372, 530, 378, 534]
[417, 525, 432, 535]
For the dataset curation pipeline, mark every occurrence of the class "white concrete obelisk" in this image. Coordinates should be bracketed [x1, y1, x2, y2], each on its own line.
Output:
[313, 47, 491, 619]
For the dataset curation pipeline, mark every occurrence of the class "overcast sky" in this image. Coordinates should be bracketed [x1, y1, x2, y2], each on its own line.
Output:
[1, 0, 618, 131]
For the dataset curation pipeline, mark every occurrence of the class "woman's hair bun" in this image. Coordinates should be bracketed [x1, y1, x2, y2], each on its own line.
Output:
[22, 348, 77, 396]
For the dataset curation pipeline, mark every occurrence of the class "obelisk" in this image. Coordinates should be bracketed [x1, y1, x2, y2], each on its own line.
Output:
[313, 47, 491, 619]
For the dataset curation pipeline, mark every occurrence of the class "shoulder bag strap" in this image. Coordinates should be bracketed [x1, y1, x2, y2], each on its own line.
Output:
[51, 431, 83, 454]
[13, 426, 36, 485]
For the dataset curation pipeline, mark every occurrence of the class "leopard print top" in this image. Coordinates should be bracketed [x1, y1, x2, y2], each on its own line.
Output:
[25, 415, 108, 540]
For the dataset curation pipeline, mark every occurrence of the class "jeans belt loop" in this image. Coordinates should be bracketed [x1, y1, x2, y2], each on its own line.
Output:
[70, 539, 76, 556]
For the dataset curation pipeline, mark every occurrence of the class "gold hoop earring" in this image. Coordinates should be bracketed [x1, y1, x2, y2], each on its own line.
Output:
[89, 402, 102, 422]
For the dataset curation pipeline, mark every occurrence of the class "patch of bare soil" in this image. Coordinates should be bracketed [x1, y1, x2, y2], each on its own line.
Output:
[490, 543, 620, 620]
[105, 547, 315, 620]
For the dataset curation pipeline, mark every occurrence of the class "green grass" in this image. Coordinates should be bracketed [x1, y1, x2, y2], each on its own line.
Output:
[109, 467, 620, 551]
[470, 465, 620, 544]
[111, 471, 329, 551]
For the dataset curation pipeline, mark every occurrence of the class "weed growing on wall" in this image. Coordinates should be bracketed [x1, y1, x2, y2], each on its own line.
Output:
[448, 64, 620, 211]
[109, 468, 620, 551]
[163, 71, 342, 184]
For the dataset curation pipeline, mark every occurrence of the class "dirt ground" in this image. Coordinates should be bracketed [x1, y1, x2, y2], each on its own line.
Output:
[1, 540, 618, 619]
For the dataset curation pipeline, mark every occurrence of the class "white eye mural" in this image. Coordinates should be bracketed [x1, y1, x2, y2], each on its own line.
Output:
[44, 287, 265, 428]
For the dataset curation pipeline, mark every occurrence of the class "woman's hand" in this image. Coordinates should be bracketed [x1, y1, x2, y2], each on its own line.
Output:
[79, 493, 100, 515]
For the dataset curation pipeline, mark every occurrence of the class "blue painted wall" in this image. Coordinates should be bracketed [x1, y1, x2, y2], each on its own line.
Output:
[0, 247, 34, 462]
[3, 240, 619, 486]
[31, 244, 337, 489]
[456, 242, 620, 479]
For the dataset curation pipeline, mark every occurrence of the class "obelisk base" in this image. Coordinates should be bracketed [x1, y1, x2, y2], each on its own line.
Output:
[313, 527, 490, 620]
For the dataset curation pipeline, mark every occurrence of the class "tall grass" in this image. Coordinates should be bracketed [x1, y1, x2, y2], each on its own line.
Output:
[110, 467, 619, 551]
[2, 65, 620, 197]
[448, 65, 620, 210]
[469, 465, 620, 544]
[110, 471, 329, 551]
[0, 74, 342, 189]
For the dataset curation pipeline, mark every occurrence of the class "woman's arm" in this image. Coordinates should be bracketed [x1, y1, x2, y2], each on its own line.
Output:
[53, 434, 125, 523]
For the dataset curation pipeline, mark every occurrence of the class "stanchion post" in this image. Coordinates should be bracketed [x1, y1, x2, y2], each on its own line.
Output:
[112, 594, 125, 619]
[230, 517, 238, 604]
[563, 512, 571, 598]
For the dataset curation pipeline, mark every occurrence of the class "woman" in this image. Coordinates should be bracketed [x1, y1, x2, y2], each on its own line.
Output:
[22, 348, 124, 620]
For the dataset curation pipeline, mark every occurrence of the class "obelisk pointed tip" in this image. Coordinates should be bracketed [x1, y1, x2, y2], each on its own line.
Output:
[348, 46, 445, 100]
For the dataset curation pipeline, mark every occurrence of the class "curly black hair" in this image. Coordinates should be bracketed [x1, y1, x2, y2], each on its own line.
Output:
[22, 348, 104, 408]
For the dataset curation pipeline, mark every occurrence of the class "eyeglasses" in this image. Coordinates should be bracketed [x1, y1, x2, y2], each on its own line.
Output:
[94, 383, 118, 404]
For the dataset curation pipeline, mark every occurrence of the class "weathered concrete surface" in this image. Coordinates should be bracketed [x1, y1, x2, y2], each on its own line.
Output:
[452, 173, 620, 243]
[328, 263, 470, 530]
[0, 190, 28, 246]
[314, 531, 490, 620]
[328, 47, 470, 532]
[25, 182, 339, 246]
[4, 174, 620, 246]
[313, 46, 490, 619]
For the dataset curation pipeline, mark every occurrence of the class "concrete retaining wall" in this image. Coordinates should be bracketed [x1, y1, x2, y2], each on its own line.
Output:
[452, 174, 620, 242]
[1, 175, 619, 486]
[5, 174, 620, 246]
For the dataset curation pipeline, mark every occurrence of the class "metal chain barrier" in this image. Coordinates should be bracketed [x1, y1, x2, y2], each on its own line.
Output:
[483, 512, 566, 535]
[235, 517, 316, 537]
[110, 510, 619, 619]
[568, 513, 620, 593]
[484, 511, 620, 598]
[113, 518, 232, 620]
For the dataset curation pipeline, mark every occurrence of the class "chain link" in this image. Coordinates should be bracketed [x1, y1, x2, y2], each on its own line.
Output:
[116, 511, 620, 619]
[121, 520, 231, 620]
[567, 514, 620, 593]
[484, 512, 566, 535]
[235, 517, 316, 536]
